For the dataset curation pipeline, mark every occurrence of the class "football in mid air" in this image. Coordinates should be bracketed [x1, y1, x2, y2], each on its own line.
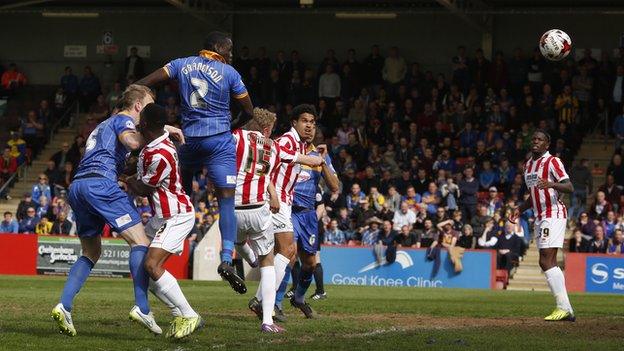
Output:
[539, 29, 572, 61]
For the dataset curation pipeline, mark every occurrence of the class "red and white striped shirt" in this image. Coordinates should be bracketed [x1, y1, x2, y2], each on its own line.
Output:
[138, 131, 193, 218]
[271, 128, 306, 205]
[233, 129, 299, 206]
[524, 151, 569, 220]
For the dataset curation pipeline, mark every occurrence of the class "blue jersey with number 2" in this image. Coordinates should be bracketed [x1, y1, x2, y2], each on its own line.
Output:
[164, 53, 248, 138]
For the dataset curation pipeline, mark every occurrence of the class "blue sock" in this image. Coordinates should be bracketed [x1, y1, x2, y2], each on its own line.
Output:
[294, 268, 314, 304]
[60, 256, 94, 312]
[275, 265, 291, 308]
[129, 246, 150, 314]
[218, 196, 235, 263]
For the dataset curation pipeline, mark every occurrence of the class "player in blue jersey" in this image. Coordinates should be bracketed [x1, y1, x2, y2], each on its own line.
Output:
[137, 31, 253, 294]
[51, 85, 184, 337]
[284, 124, 339, 318]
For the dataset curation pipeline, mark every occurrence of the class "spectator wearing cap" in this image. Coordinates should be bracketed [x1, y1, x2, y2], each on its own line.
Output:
[486, 187, 503, 216]
[16, 192, 35, 221]
[0, 211, 19, 233]
[324, 219, 347, 245]
[18, 207, 39, 234]
[360, 217, 382, 246]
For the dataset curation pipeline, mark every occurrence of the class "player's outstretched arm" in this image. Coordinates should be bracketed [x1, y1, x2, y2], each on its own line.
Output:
[316, 144, 339, 193]
[135, 68, 169, 87]
[295, 154, 324, 167]
[119, 130, 145, 151]
[231, 95, 254, 130]
[537, 178, 574, 194]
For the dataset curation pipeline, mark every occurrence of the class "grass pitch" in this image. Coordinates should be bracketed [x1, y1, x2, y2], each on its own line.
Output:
[0, 275, 622, 350]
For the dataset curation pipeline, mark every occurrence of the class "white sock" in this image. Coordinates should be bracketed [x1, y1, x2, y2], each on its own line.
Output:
[260, 266, 276, 325]
[153, 270, 198, 318]
[236, 242, 257, 266]
[149, 278, 181, 317]
[544, 266, 573, 313]
[256, 253, 289, 301]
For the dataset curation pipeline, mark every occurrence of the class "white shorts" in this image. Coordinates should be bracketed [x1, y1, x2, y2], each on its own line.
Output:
[236, 203, 274, 256]
[145, 212, 195, 255]
[534, 217, 566, 249]
[271, 201, 293, 233]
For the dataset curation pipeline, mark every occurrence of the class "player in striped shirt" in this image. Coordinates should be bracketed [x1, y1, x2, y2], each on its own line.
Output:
[269, 104, 318, 321]
[232, 108, 322, 332]
[137, 31, 253, 294]
[511, 130, 575, 322]
[123, 104, 202, 339]
[287, 124, 339, 316]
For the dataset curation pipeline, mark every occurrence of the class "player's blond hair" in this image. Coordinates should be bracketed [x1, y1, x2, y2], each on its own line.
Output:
[245, 108, 276, 132]
[119, 84, 155, 110]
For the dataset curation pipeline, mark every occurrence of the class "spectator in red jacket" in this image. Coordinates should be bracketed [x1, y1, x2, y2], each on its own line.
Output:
[1, 63, 27, 91]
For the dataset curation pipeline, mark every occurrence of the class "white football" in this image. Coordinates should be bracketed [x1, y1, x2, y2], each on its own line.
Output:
[539, 29, 572, 61]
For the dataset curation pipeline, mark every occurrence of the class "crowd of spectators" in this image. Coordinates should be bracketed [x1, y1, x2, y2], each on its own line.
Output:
[3, 44, 624, 268]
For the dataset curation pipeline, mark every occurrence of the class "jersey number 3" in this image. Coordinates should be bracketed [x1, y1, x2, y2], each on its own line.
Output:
[190, 78, 208, 108]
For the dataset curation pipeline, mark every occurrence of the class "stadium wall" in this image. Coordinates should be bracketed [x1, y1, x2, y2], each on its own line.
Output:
[565, 253, 624, 294]
[0, 12, 232, 85]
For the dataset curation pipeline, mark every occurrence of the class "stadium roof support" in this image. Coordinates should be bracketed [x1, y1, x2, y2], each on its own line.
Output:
[435, 0, 491, 33]
[163, 0, 231, 23]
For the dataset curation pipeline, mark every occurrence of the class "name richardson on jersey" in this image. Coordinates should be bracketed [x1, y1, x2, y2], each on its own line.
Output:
[181, 62, 223, 83]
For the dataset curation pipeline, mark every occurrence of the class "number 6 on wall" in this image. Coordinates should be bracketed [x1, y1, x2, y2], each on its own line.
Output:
[190, 77, 208, 108]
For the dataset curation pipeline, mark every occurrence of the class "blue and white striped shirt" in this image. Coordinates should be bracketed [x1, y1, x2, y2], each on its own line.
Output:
[164, 51, 248, 137]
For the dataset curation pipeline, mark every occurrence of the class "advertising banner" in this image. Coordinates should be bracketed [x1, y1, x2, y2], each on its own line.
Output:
[321, 246, 495, 289]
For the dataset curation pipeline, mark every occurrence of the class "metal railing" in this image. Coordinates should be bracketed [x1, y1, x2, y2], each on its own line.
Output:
[0, 100, 79, 200]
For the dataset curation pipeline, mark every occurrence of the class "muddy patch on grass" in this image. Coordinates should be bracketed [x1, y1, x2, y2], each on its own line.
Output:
[330, 313, 624, 338]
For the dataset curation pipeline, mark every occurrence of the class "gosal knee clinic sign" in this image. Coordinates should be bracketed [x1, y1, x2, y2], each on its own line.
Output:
[320, 246, 496, 289]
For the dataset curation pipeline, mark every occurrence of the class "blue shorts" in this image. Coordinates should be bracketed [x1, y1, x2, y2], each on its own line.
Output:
[68, 178, 141, 237]
[292, 208, 319, 255]
[179, 132, 237, 189]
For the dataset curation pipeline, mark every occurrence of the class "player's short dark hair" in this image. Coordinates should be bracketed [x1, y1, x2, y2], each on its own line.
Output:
[291, 104, 317, 122]
[203, 31, 231, 51]
[534, 129, 551, 143]
[140, 103, 167, 132]
[4, 211, 11, 216]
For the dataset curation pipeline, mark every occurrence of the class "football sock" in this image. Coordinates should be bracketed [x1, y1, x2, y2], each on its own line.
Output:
[218, 196, 236, 264]
[260, 266, 276, 325]
[129, 246, 150, 314]
[291, 260, 301, 291]
[152, 270, 197, 318]
[314, 263, 325, 294]
[235, 241, 257, 267]
[149, 278, 181, 317]
[257, 253, 289, 301]
[275, 264, 292, 308]
[60, 256, 94, 312]
[294, 267, 314, 304]
[544, 266, 573, 313]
